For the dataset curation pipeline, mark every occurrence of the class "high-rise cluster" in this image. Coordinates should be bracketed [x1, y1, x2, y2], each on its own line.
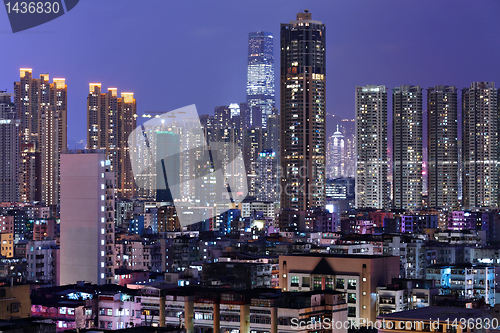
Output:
[13, 69, 67, 205]
[86, 84, 137, 199]
[355, 82, 500, 211]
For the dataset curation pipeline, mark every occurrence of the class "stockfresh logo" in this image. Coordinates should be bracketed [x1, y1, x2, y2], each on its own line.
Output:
[128, 104, 248, 227]
[3, 0, 79, 33]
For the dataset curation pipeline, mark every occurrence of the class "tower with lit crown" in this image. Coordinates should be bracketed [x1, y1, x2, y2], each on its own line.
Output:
[86, 84, 137, 199]
[330, 125, 345, 178]
[14, 69, 67, 205]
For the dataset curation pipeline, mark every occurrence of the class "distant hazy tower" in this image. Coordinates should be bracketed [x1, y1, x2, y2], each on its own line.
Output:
[355, 85, 388, 209]
[331, 126, 345, 178]
[341, 119, 356, 178]
[0, 92, 20, 202]
[462, 82, 499, 208]
[393, 85, 423, 210]
[60, 152, 115, 285]
[247, 31, 275, 129]
[87, 84, 137, 199]
[256, 150, 279, 202]
[427, 85, 458, 210]
[280, 10, 326, 211]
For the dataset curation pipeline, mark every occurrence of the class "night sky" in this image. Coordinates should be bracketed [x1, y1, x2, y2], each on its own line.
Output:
[1, 0, 499, 147]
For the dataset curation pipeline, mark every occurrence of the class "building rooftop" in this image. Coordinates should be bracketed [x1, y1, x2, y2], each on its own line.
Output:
[427, 263, 493, 269]
[378, 306, 489, 321]
[283, 253, 393, 259]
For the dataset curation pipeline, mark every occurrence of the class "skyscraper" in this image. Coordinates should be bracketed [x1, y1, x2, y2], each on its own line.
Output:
[393, 85, 423, 210]
[0, 92, 20, 202]
[14, 69, 39, 146]
[247, 31, 275, 129]
[355, 85, 388, 209]
[341, 119, 356, 178]
[462, 82, 498, 208]
[40, 106, 59, 206]
[155, 131, 180, 203]
[86, 84, 137, 199]
[118, 93, 137, 199]
[51, 78, 67, 156]
[280, 10, 326, 211]
[19, 143, 39, 203]
[212, 104, 246, 201]
[256, 150, 278, 202]
[243, 127, 264, 197]
[427, 85, 458, 210]
[60, 151, 115, 285]
[14, 69, 67, 204]
[330, 125, 345, 178]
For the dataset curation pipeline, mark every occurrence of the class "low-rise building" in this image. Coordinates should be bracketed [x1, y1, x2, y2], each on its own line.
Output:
[0, 283, 31, 320]
[31, 283, 142, 332]
[279, 254, 400, 324]
[202, 259, 272, 289]
[426, 264, 495, 306]
[26, 239, 58, 285]
[377, 306, 492, 333]
[377, 279, 438, 315]
[138, 286, 348, 332]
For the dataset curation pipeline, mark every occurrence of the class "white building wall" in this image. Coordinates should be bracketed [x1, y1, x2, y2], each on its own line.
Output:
[60, 153, 115, 285]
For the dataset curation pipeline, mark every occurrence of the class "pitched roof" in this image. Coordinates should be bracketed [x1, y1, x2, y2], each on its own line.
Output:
[311, 258, 335, 275]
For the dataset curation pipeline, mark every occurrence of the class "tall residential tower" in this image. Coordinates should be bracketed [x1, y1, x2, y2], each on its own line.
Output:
[355, 85, 388, 209]
[0, 92, 20, 202]
[14, 69, 67, 205]
[427, 85, 458, 210]
[462, 82, 498, 208]
[393, 85, 423, 210]
[280, 10, 326, 212]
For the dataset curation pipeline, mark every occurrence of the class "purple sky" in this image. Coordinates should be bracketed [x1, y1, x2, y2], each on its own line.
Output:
[0, 0, 499, 147]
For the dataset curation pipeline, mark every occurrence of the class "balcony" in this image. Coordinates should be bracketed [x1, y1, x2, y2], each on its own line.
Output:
[379, 297, 395, 305]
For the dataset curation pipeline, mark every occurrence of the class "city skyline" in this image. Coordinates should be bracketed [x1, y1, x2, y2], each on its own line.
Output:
[1, 3, 500, 331]
[1, 1, 498, 147]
